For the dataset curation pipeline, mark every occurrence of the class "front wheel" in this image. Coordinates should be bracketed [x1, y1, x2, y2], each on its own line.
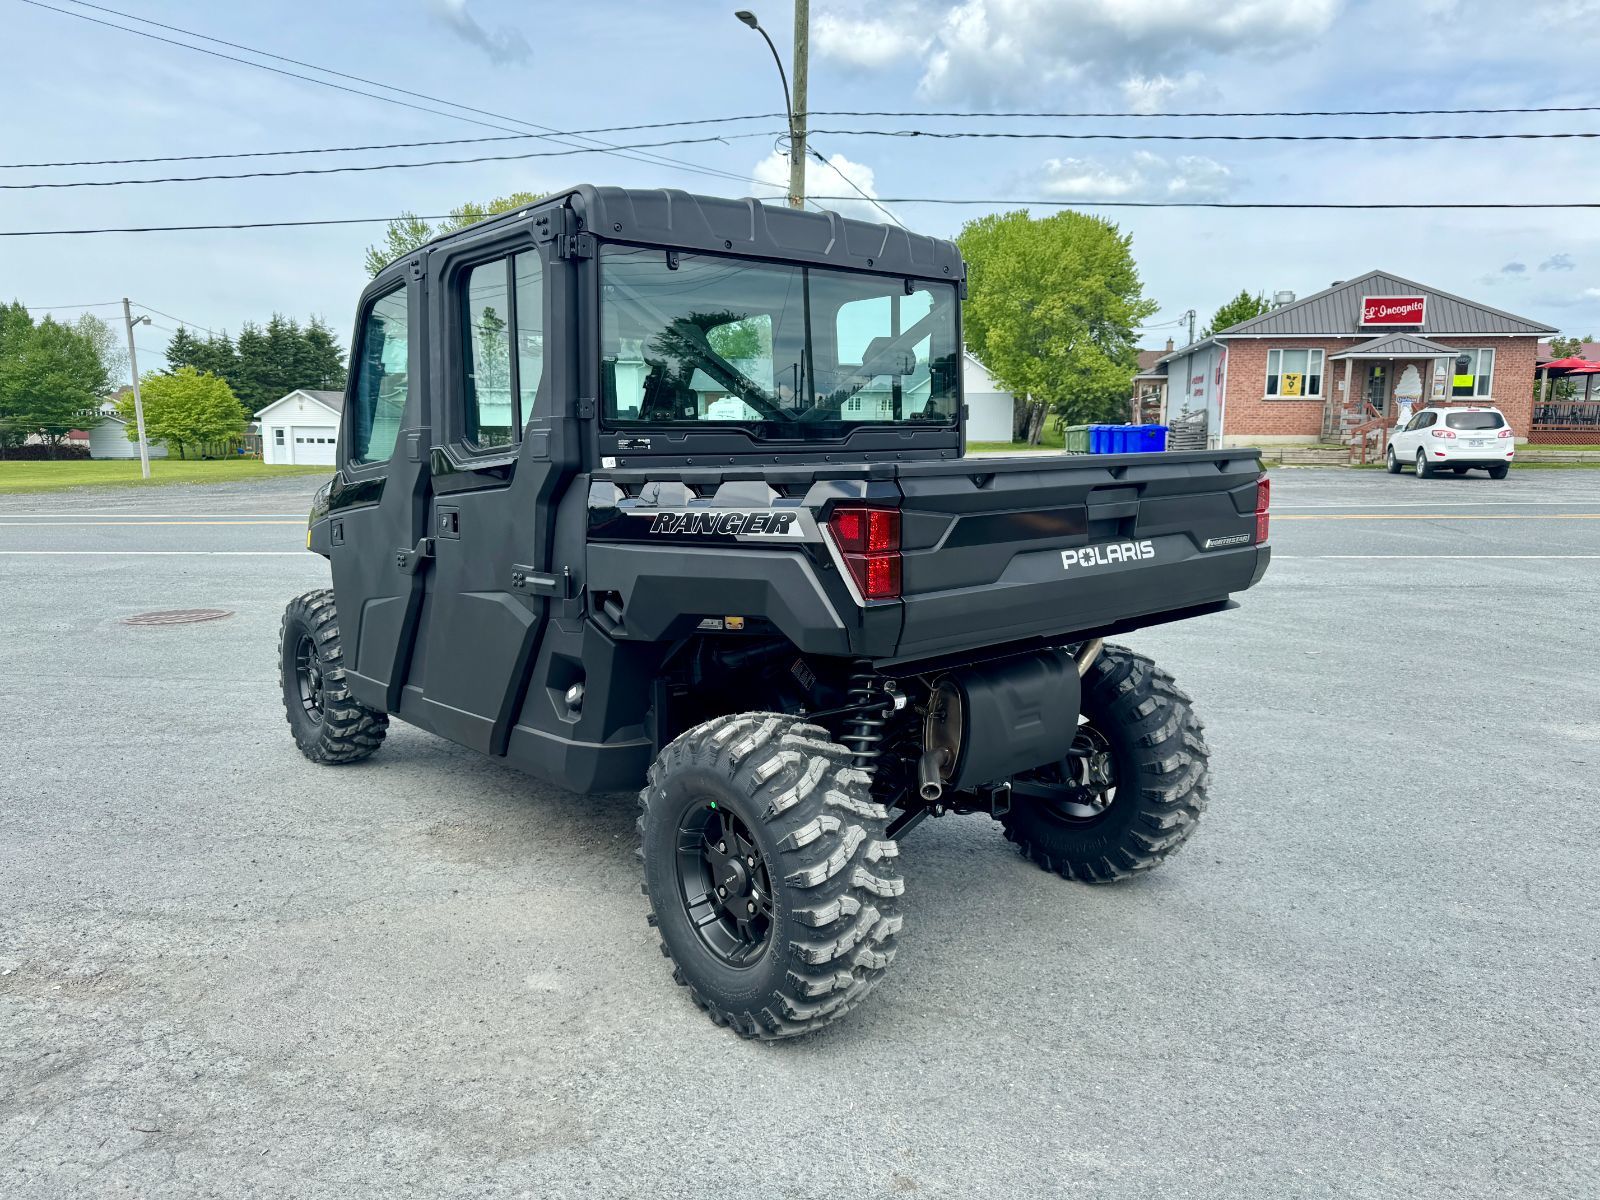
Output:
[1000, 645, 1208, 883]
[279, 589, 388, 764]
[1386, 447, 1402, 474]
[639, 714, 903, 1039]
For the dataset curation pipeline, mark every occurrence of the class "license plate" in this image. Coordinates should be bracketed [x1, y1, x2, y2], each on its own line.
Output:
[1468, 439, 1492, 448]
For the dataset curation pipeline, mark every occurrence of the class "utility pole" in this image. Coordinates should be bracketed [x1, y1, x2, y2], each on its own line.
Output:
[789, 0, 808, 210]
[121, 298, 152, 479]
[1185, 308, 1197, 346]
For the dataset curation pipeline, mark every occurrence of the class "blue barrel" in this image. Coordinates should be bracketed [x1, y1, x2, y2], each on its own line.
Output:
[1137, 424, 1169, 452]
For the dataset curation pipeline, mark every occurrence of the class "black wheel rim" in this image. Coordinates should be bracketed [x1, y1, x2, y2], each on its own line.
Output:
[294, 632, 324, 724]
[675, 802, 774, 967]
[1011, 718, 1119, 825]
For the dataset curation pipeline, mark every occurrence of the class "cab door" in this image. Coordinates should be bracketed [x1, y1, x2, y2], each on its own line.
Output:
[406, 239, 557, 755]
[327, 266, 432, 712]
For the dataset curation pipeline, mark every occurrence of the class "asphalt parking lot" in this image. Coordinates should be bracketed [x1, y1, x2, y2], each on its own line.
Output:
[2, 466, 1597, 1199]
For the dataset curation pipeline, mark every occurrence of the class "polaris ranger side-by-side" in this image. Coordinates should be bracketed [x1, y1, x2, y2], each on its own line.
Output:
[279, 187, 1271, 1038]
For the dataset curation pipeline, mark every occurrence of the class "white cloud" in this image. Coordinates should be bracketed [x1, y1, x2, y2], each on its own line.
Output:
[1541, 253, 1577, 271]
[1038, 151, 1235, 201]
[815, 0, 1345, 104]
[1120, 71, 1208, 114]
[430, 0, 531, 65]
[752, 149, 893, 222]
[815, 13, 932, 68]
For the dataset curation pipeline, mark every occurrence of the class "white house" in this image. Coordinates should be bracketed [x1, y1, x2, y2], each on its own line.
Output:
[256, 389, 344, 466]
[963, 351, 1015, 442]
[85, 402, 168, 460]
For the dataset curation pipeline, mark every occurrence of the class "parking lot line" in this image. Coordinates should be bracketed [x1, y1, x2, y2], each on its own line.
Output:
[1276, 513, 1600, 521]
[0, 550, 305, 556]
[0, 520, 304, 527]
[1275, 554, 1600, 559]
[0, 512, 311, 518]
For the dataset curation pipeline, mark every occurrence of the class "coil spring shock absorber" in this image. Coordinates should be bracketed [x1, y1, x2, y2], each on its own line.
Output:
[840, 661, 887, 773]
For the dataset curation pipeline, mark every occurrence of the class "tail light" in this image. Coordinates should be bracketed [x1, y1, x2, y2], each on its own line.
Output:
[829, 506, 902, 600]
[1254, 473, 1270, 545]
[1498, 428, 1513, 438]
[1430, 429, 1457, 439]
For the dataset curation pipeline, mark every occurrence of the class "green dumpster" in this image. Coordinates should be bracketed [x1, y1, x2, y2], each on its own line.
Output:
[1063, 424, 1092, 454]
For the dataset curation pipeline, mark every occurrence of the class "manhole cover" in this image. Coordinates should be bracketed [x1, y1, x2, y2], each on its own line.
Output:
[121, 609, 235, 626]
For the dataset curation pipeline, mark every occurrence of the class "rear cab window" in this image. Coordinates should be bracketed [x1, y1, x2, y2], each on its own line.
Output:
[1445, 411, 1505, 430]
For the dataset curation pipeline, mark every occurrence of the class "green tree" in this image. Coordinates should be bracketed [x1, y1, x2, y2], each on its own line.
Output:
[231, 322, 272, 414]
[0, 304, 109, 453]
[71, 312, 127, 395]
[1202, 289, 1271, 338]
[364, 192, 546, 277]
[117, 366, 244, 459]
[1544, 333, 1595, 401]
[956, 210, 1157, 431]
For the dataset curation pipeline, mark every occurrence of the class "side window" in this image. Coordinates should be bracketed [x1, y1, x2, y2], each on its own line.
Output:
[513, 250, 544, 420]
[348, 287, 409, 466]
[460, 250, 546, 449]
[464, 260, 514, 448]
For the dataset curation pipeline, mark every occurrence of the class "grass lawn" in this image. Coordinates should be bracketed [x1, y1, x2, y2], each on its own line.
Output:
[968, 427, 1068, 454]
[0, 459, 332, 495]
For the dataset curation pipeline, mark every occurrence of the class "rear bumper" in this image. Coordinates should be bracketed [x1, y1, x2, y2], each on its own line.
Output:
[892, 538, 1267, 662]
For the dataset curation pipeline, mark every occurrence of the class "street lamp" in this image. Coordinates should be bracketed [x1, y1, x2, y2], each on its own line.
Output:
[735, 8, 806, 209]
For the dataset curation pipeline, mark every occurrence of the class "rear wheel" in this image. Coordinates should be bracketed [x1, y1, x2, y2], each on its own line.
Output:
[1489, 463, 1510, 479]
[1415, 450, 1434, 479]
[1000, 645, 1208, 883]
[279, 589, 388, 764]
[639, 714, 903, 1039]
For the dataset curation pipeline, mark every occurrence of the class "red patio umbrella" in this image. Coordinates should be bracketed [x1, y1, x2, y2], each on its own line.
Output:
[1540, 355, 1600, 371]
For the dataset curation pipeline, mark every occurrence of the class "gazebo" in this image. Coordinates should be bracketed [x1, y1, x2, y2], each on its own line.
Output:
[1534, 355, 1600, 442]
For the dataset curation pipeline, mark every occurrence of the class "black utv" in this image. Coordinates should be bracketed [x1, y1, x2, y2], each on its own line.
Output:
[280, 186, 1271, 1038]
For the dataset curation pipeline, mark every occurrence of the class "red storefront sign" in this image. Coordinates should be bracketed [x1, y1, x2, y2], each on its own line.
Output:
[1360, 295, 1426, 325]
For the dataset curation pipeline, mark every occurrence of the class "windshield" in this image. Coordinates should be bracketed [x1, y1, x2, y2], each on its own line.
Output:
[600, 246, 960, 440]
[1445, 411, 1505, 430]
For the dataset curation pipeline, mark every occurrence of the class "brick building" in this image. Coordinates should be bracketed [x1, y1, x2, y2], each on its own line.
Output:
[1156, 270, 1554, 446]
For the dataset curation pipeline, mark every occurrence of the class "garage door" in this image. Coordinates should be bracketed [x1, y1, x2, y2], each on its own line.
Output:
[290, 426, 336, 465]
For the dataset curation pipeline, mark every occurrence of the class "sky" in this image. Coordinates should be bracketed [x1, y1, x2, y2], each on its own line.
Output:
[7, 0, 1600, 375]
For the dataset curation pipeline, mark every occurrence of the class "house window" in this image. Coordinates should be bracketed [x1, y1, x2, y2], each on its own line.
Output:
[274, 429, 284, 445]
[1451, 348, 1494, 398]
[1266, 348, 1324, 398]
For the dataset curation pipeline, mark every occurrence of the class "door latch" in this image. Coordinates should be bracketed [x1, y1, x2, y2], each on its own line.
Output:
[396, 538, 435, 574]
[510, 564, 573, 598]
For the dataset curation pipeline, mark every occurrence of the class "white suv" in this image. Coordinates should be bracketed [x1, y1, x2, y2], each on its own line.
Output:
[1387, 407, 1515, 479]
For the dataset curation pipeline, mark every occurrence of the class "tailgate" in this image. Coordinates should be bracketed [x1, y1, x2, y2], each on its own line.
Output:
[890, 451, 1267, 661]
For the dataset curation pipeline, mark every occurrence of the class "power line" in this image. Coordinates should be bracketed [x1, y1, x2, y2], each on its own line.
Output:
[813, 105, 1600, 119]
[18, 300, 125, 310]
[19, 0, 776, 194]
[811, 196, 1600, 209]
[807, 147, 906, 230]
[134, 304, 214, 334]
[1, 116, 786, 169]
[0, 214, 456, 237]
[0, 133, 775, 191]
[811, 128, 1600, 143]
[13, 197, 1600, 238]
